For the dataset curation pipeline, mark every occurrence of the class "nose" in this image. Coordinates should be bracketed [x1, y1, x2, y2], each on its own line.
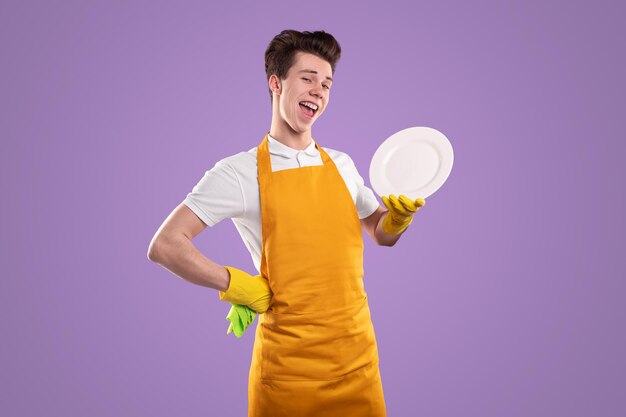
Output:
[310, 84, 323, 98]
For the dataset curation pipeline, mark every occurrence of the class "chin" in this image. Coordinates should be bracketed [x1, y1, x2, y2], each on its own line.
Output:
[295, 126, 313, 134]
[290, 120, 314, 133]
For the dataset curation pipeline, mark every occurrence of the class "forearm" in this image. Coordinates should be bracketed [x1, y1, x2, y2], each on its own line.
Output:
[148, 234, 230, 291]
[374, 211, 403, 246]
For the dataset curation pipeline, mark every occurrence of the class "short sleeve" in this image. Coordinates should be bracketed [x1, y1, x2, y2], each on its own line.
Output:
[347, 157, 380, 219]
[182, 161, 245, 227]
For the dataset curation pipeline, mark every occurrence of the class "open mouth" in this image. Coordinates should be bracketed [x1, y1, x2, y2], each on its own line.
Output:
[299, 101, 318, 118]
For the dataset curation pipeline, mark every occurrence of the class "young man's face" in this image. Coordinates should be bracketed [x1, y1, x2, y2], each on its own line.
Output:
[274, 51, 333, 134]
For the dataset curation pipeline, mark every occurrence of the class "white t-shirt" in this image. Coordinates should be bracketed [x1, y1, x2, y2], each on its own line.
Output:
[183, 134, 380, 273]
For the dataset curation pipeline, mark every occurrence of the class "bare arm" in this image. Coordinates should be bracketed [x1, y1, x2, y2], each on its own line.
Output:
[147, 203, 230, 292]
[361, 206, 403, 247]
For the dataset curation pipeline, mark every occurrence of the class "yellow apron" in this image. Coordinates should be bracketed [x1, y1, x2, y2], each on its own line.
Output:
[248, 134, 386, 417]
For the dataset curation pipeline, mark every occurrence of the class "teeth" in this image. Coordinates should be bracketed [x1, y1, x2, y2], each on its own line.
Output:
[300, 102, 318, 111]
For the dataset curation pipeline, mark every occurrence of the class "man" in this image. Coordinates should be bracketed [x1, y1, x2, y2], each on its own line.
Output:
[147, 29, 424, 417]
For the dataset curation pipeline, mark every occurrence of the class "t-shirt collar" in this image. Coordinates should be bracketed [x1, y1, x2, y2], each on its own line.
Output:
[268, 134, 319, 158]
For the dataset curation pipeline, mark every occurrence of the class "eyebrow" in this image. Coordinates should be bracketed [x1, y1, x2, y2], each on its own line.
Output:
[298, 69, 333, 82]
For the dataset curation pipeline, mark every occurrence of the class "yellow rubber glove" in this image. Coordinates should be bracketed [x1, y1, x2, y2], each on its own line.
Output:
[219, 266, 273, 313]
[381, 194, 426, 235]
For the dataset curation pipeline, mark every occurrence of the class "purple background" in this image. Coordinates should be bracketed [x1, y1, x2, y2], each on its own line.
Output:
[2, 1, 625, 416]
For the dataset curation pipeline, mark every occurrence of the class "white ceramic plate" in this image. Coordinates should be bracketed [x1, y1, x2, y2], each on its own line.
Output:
[369, 126, 453, 199]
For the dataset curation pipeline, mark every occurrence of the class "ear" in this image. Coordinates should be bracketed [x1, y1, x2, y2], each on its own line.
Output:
[269, 75, 281, 95]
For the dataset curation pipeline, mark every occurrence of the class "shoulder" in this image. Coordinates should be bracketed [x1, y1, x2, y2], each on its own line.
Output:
[217, 147, 258, 167]
[321, 146, 360, 176]
[321, 146, 356, 168]
[210, 148, 258, 175]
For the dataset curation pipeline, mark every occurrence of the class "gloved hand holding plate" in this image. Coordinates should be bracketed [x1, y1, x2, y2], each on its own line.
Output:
[369, 126, 454, 199]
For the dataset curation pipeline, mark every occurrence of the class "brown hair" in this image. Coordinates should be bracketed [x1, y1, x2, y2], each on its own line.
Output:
[264, 30, 341, 101]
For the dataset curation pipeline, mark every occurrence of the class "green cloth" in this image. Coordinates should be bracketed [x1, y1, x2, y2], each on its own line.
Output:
[226, 303, 256, 338]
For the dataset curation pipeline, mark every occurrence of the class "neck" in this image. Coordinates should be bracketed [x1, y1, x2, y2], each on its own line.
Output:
[269, 98, 312, 150]
[269, 124, 312, 150]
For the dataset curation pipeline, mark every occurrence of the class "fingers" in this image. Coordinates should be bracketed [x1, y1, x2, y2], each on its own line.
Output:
[383, 195, 408, 214]
[382, 195, 393, 211]
[398, 195, 419, 212]
[382, 195, 403, 213]
[388, 195, 411, 215]
[382, 194, 426, 215]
